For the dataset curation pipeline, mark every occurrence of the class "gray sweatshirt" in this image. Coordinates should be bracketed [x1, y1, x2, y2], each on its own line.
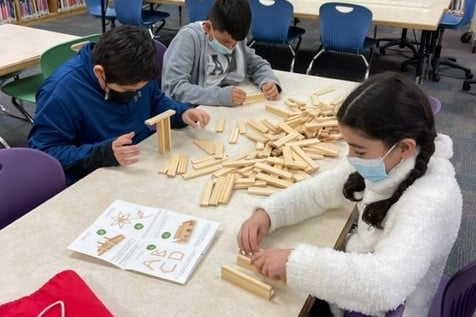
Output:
[162, 22, 281, 106]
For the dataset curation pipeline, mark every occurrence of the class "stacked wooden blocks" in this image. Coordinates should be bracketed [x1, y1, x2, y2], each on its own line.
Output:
[159, 88, 344, 206]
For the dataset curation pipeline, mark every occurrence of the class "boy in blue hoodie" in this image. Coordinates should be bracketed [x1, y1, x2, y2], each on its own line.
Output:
[28, 26, 210, 186]
[162, 0, 281, 107]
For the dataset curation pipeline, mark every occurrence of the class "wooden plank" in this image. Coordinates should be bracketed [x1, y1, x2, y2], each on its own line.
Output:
[254, 162, 294, 179]
[228, 127, 240, 144]
[255, 172, 294, 188]
[237, 253, 259, 273]
[247, 119, 269, 133]
[282, 146, 294, 167]
[238, 120, 247, 134]
[270, 132, 301, 147]
[290, 145, 319, 173]
[223, 158, 263, 168]
[166, 153, 180, 177]
[144, 109, 176, 126]
[213, 166, 239, 178]
[221, 265, 275, 300]
[193, 139, 216, 155]
[244, 93, 266, 105]
[265, 104, 294, 118]
[219, 173, 236, 204]
[193, 157, 227, 170]
[216, 117, 226, 133]
[313, 86, 335, 96]
[245, 131, 268, 143]
[266, 156, 307, 170]
[208, 176, 228, 206]
[182, 165, 222, 180]
[199, 181, 214, 207]
[247, 186, 281, 196]
[214, 141, 224, 159]
[177, 154, 189, 174]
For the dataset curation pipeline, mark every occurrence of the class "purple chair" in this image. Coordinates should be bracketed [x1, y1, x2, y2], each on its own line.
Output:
[154, 39, 167, 88]
[343, 304, 405, 317]
[0, 148, 65, 229]
[426, 259, 476, 317]
[429, 96, 442, 115]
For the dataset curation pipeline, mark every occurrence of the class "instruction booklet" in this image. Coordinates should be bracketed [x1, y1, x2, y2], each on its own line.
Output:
[68, 199, 220, 284]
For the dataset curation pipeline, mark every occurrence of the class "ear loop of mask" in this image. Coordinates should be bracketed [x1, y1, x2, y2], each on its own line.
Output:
[37, 300, 65, 317]
[102, 76, 110, 100]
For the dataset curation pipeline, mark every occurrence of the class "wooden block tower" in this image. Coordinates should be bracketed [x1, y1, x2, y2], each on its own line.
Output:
[145, 109, 176, 154]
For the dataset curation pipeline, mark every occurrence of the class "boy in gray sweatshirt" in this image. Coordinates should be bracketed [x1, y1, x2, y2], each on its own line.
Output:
[162, 0, 281, 107]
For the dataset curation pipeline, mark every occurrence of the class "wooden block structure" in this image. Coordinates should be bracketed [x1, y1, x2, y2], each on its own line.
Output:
[221, 265, 275, 300]
[158, 88, 344, 206]
[145, 109, 176, 154]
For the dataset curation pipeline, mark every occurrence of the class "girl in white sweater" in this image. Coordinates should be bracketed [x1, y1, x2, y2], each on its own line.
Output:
[237, 72, 462, 317]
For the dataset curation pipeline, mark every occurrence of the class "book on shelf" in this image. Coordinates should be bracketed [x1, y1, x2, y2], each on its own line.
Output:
[68, 199, 220, 284]
[0, 0, 18, 23]
[57, 0, 84, 12]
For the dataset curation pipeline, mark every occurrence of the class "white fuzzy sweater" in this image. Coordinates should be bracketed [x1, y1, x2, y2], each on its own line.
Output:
[257, 134, 462, 317]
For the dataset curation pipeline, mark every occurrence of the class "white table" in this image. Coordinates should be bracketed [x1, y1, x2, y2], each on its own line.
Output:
[0, 24, 78, 141]
[0, 24, 78, 77]
[0, 71, 359, 316]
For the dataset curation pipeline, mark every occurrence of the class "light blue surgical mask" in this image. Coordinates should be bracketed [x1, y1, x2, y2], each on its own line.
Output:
[208, 27, 234, 55]
[347, 143, 398, 182]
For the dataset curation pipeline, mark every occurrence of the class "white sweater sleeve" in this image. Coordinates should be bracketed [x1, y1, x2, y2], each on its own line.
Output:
[257, 162, 355, 232]
[285, 159, 462, 315]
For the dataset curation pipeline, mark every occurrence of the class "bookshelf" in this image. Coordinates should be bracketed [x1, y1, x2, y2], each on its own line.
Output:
[0, 0, 86, 25]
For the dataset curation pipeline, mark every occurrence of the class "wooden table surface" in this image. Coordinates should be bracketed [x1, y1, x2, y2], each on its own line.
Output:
[0, 70, 359, 316]
[0, 24, 78, 77]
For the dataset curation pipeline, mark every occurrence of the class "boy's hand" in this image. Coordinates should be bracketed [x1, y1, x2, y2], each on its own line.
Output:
[232, 87, 247, 105]
[261, 82, 280, 100]
[112, 131, 140, 165]
[182, 108, 210, 128]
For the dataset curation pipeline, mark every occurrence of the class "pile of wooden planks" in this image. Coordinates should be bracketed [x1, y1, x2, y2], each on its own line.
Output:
[159, 88, 344, 206]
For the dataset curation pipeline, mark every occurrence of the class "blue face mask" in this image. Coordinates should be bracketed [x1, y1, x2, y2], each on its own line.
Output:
[208, 26, 234, 55]
[347, 143, 398, 182]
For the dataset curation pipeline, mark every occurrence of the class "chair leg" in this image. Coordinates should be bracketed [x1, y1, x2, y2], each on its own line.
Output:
[0, 135, 10, 148]
[359, 53, 370, 80]
[378, 28, 419, 57]
[288, 45, 297, 73]
[11, 98, 33, 123]
[439, 58, 473, 79]
[306, 48, 324, 75]
[152, 20, 167, 38]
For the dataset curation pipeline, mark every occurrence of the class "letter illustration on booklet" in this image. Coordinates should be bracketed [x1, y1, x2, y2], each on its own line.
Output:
[68, 199, 220, 284]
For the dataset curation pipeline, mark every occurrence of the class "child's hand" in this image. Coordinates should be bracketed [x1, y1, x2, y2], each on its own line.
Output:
[231, 87, 247, 105]
[261, 82, 280, 100]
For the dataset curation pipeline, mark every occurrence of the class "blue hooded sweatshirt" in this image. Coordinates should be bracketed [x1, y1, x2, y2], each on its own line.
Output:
[28, 43, 191, 185]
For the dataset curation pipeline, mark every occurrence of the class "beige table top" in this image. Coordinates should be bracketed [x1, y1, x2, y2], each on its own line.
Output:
[149, 0, 449, 30]
[0, 24, 78, 77]
[0, 71, 358, 316]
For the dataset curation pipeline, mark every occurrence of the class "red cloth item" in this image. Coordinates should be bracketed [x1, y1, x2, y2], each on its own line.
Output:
[0, 270, 115, 317]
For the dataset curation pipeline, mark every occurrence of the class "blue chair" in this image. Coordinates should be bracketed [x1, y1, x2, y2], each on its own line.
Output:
[185, 0, 215, 22]
[431, 0, 475, 81]
[0, 148, 65, 229]
[248, 0, 305, 73]
[306, 2, 376, 80]
[84, 0, 116, 30]
[114, 0, 170, 38]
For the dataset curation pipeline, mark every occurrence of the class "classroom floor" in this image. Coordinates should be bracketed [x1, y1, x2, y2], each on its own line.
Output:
[0, 6, 475, 277]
